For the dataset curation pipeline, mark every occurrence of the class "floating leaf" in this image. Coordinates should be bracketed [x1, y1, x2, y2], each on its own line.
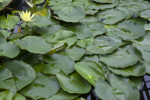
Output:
[0, 0, 13, 11]
[0, 14, 20, 30]
[60, 46, 86, 61]
[0, 91, 26, 100]
[74, 61, 105, 86]
[93, 0, 117, 3]
[46, 89, 79, 100]
[133, 32, 150, 63]
[95, 79, 119, 100]
[56, 71, 91, 94]
[0, 66, 14, 90]
[21, 73, 59, 99]
[87, 22, 106, 37]
[69, 24, 93, 39]
[81, 55, 99, 64]
[144, 62, 150, 75]
[14, 36, 52, 54]
[108, 62, 146, 77]
[95, 74, 140, 100]
[76, 37, 94, 48]
[108, 74, 140, 100]
[4, 61, 36, 90]
[49, 30, 77, 47]
[100, 45, 141, 68]
[41, 54, 75, 75]
[58, 6, 86, 22]
[0, 31, 6, 43]
[86, 36, 123, 54]
[28, 8, 51, 27]
[97, 9, 126, 25]
[0, 42, 20, 58]
[116, 19, 145, 40]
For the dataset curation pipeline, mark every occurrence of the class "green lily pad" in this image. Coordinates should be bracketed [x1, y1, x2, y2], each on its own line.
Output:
[69, 24, 93, 39]
[61, 46, 86, 61]
[133, 32, 150, 63]
[41, 54, 75, 75]
[56, 71, 91, 94]
[74, 61, 105, 86]
[49, 30, 77, 47]
[95, 74, 140, 100]
[97, 9, 126, 25]
[58, 6, 86, 22]
[0, 91, 26, 100]
[76, 37, 94, 48]
[49, 0, 72, 11]
[93, 0, 117, 3]
[0, 31, 6, 43]
[0, 42, 20, 58]
[95, 79, 119, 100]
[144, 62, 150, 75]
[108, 74, 140, 100]
[89, 2, 117, 11]
[139, 9, 150, 21]
[130, 77, 142, 90]
[4, 61, 36, 90]
[0, 30, 11, 39]
[28, 8, 51, 27]
[0, 14, 20, 30]
[14, 36, 52, 54]
[116, 19, 145, 40]
[81, 55, 99, 64]
[108, 62, 146, 77]
[21, 73, 59, 99]
[87, 22, 106, 37]
[46, 89, 79, 100]
[100, 45, 141, 68]
[0, 66, 14, 90]
[86, 36, 123, 54]
[0, 0, 13, 11]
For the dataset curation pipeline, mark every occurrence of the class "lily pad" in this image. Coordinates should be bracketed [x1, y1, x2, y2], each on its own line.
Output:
[49, 30, 77, 47]
[56, 71, 91, 94]
[58, 6, 86, 22]
[144, 62, 150, 75]
[0, 0, 13, 11]
[46, 89, 79, 100]
[97, 9, 126, 25]
[69, 24, 93, 39]
[86, 36, 123, 54]
[14, 36, 52, 54]
[108, 62, 146, 77]
[0, 14, 20, 30]
[4, 61, 36, 90]
[21, 73, 59, 99]
[61, 46, 86, 61]
[93, 0, 117, 3]
[0, 91, 26, 100]
[74, 61, 105, 86]
[95, 74, 140, 100]
[41, 54, 75, 75]
[133, 32, 150, 63]
[100, 45, 141, 68]
[0, 42, 20, 58]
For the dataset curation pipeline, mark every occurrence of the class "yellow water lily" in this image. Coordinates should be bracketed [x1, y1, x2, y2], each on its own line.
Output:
[19, 10, 35, 22]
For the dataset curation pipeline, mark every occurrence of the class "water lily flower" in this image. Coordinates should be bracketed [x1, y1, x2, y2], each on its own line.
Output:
[19, 10, 35, 22]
